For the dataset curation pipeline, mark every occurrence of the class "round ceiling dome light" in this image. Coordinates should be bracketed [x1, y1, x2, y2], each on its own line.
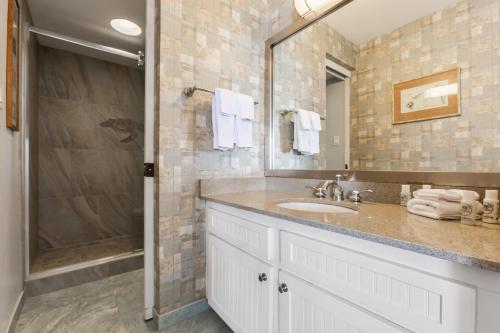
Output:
[294, 0, 344, 17]
[110, 19, 142, 36]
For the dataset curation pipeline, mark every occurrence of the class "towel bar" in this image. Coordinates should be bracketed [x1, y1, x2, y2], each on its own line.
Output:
[183, 86, 259, 105]
[280, 109, 325, 120]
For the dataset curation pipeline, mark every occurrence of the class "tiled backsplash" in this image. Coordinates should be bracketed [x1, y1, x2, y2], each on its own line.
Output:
[201, 176, 496, 205]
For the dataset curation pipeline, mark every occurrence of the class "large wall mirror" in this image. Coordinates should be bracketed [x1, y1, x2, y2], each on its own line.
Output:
[268, 0, 499, 175]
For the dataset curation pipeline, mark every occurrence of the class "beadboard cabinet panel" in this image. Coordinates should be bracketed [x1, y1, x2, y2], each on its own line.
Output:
[278, 271, 407, 333]
[207, 234, 273, 333]
[280, 231, 476, 333]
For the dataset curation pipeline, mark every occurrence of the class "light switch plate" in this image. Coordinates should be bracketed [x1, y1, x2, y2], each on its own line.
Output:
[333, 136, 341, 146]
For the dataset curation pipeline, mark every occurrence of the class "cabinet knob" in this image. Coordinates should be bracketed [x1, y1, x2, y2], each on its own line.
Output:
[258, 273, 267, 282]
[278, 283, 288, 293]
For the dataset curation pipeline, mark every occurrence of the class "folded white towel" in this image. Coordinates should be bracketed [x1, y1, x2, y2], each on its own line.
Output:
[293, 110, 312, 154]
[237, 93, 254, 120]
[214, 88, 237, 116]
[310, 112, 322, 131]
[407, 198, 484, 220]
[212, 88, 236, 150]
[297, 109, 312, 129]
[234, 93, 254, 148]
[309, 112, 321, 155]
[413, 189, 480, 202]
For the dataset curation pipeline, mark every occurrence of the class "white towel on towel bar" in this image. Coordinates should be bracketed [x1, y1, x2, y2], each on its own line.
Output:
[212, 88, 236, 150]
[309, 111, 321, 155]
[234, 93, 254, 148]
[293, 109, 312, 154]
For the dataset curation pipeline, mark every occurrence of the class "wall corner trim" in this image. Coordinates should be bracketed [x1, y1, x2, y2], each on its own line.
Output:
[7, 290, 25, 333]
[153, 298, 209, 330]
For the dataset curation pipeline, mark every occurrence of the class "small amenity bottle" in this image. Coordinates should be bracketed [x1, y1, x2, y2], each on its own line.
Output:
[482, 190, 499, 224]
[401, 185, 411, 207]
[461, 191, 477, 226]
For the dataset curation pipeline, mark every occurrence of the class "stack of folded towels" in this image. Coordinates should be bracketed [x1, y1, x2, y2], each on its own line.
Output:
[407, 189, 483, 220]
[292, 109, 322, 155]
[212, 88, 254, 150]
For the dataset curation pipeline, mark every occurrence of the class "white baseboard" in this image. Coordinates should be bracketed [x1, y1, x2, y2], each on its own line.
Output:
[7, 290, 25, 333]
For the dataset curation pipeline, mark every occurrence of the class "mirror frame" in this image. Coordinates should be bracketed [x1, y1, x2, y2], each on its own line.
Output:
[264, 0, 500, 187]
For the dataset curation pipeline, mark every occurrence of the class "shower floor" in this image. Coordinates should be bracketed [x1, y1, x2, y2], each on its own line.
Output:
[31, 235, 143, 273]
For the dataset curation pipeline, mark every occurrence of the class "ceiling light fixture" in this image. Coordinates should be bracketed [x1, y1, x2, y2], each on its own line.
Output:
[294, 0, 344, 17]
[110, 19, 142, 36]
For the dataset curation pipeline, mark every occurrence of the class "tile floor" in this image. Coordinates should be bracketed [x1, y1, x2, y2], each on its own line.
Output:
[14, 269, 232, 333]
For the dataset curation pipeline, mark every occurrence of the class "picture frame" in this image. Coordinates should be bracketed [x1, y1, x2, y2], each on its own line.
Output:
[393, 68, 460, 125]
[6, 0, 21, 131]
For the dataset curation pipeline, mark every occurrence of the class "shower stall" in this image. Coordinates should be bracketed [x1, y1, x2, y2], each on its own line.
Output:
[23, 20, 145, 294]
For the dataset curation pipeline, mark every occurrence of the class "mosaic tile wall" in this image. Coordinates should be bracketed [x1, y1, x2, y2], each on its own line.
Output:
[156, 0, 268, 314]
[37, 46, 144, 251]
[352, 0, 500, 171]
[273, 21, 357, 169]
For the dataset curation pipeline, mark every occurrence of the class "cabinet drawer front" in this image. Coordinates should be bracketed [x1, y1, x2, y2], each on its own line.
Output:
[207, 235, 273, 333]
[207, 208, 272, 261]
[279, 271, 406, 333]
[280, 231, 476, 333]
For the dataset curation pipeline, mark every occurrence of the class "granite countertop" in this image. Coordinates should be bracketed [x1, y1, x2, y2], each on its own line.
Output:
[202, 191, 500, 273]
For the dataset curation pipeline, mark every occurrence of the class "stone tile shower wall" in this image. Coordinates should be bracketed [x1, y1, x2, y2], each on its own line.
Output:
[157, 0, 268, 315]
[351, 0, 500, 171]
[37, 46, 144, 251]
[273, 21, 357, 169]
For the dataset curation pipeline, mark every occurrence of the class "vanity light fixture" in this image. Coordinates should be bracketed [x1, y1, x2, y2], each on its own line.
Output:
[110, 19, 142, 36]
[294, 0, 344, 17]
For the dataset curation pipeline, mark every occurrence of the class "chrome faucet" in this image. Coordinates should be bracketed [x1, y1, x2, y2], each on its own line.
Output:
[309, 180, 335, 199]
[349, 189, 374, 203]
[332, 174, 344, 202]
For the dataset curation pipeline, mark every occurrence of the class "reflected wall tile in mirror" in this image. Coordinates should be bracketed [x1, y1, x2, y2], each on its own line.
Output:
[271, 0, 500, 172]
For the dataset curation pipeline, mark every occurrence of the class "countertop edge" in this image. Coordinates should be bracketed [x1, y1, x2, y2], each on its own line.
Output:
[202, 196, 500, 274]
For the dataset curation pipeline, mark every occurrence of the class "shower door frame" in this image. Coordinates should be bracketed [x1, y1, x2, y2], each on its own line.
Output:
[20, 0, 157, 321]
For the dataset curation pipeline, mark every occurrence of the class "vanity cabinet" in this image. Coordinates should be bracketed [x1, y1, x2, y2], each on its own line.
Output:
[207, 234, 273, 333]
[278, 271, 405, 333]
[206, 202, 500, 333]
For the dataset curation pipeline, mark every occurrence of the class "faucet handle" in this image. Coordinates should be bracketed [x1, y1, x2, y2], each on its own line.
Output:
[307, 185, 327, 198]
[350, 189, 374, 203]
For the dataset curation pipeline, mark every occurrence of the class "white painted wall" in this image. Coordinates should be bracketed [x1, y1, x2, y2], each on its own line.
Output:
[0, 0, 25, 330]
[325, 80, 346, 170]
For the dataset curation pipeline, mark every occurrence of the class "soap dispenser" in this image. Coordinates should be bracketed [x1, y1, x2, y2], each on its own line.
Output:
[482, 190, 499, 224]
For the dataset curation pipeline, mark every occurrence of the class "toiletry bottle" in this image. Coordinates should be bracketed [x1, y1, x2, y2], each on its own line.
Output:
[461, 191, 477, 226]
[401, 185, 411, 207]
[422, 184, 432, 190]
[482, 190, 499, 224]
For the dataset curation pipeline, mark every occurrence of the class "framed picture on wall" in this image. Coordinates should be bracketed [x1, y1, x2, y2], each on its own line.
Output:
[393, 68, 460, 124]
[6, 0, 21, 131]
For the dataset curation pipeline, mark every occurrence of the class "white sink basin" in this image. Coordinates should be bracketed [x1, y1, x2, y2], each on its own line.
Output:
[276, 201, 356, 213]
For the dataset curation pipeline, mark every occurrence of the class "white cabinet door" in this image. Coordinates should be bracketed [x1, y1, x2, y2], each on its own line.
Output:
[278, 271, 407, 333]
[207, 234, 273, 333]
